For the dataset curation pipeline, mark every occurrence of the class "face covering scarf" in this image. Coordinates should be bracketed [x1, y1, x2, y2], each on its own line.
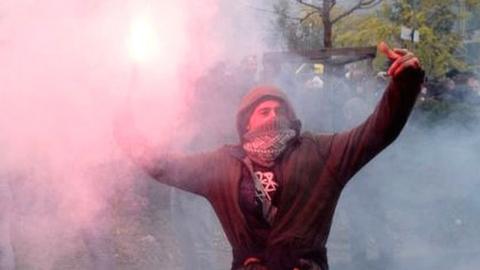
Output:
[242, 117, 296, 168]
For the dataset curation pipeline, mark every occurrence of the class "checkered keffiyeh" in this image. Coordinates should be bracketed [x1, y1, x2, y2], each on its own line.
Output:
[242, 118, 296, 168]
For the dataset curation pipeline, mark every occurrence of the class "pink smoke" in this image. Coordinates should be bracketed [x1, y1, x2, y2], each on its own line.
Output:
[0, 0, 223, 265]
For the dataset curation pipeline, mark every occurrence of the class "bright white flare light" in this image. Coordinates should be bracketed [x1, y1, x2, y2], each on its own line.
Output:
[128, 16, 160, 63]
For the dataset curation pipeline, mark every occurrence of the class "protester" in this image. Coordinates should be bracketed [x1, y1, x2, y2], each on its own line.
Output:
[114, 43, 424, 270]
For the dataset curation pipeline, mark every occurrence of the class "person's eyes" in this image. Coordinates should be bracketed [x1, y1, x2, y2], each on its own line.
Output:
[260, 109, 270, 116]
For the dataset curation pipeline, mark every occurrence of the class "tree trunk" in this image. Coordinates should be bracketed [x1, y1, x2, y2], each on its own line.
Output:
[323, 19, 333, 48]
[323, 0, 333, 48]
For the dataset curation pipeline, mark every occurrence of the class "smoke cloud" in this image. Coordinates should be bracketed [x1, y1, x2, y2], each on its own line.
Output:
[1, 1, 479, 270]
[0, 0, 228, 269]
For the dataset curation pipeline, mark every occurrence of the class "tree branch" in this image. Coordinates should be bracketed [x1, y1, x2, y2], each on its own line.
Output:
[332, 0, 382, 24]
[330, 0, 337, 11]
[253, 3, 302, 21]
[296, 0, 324, 14]
[300, 10, 318, 23]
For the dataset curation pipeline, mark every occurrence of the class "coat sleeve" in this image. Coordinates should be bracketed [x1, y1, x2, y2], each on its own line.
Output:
[324, 68, 424, 187]
[142, 149, 221, 197]
[113, 106, 219, 197]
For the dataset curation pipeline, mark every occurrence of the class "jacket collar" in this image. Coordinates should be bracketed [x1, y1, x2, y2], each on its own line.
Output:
[224, 144, 246, 161]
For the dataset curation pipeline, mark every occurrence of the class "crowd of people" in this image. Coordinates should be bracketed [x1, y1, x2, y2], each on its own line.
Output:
[412, 70, 480, 129]
[421, 70, 480, 105]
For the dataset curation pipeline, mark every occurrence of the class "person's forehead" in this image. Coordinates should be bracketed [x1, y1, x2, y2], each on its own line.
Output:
[254, 99, 283, 110]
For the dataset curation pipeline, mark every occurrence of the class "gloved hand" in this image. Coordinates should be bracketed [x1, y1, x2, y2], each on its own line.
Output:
[378, 41, 423, 80]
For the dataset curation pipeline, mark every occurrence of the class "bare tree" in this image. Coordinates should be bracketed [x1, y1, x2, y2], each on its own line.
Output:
[295, 0, 383, 48]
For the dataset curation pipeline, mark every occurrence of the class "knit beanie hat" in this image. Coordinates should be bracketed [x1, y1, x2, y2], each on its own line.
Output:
[236, 85, 301, 142]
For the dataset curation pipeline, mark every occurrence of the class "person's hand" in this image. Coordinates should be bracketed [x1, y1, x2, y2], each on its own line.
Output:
[378, 41, 422, 79]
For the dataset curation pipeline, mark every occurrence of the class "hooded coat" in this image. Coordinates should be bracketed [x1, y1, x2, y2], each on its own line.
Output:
[145, 68, 424, 270]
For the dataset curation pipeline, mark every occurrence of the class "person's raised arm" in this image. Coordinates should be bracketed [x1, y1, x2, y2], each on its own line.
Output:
[113, 106, 215, 197]
[324, 42, 424, 186]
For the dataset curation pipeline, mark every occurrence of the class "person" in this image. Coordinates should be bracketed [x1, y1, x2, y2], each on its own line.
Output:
[114, 44, 424, 270]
